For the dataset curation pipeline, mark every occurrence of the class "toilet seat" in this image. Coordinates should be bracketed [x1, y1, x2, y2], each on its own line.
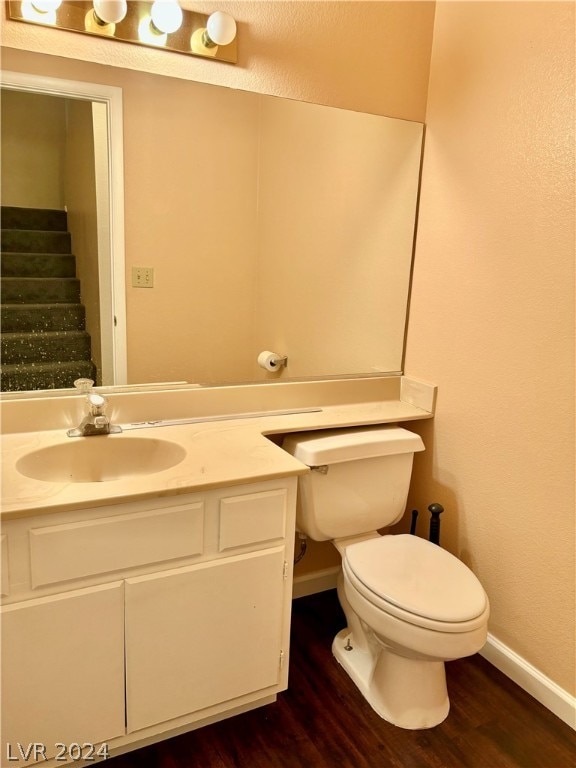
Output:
[343, 534, 489, 633]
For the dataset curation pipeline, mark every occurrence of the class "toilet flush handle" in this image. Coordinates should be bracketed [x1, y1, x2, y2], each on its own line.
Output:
[428, 503, 444, 545]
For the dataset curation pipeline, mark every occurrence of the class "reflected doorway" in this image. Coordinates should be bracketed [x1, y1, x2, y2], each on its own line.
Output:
[0, 71, 126, 392]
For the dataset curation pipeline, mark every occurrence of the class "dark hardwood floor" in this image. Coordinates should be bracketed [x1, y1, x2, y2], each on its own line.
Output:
[109, 590, 576, 768]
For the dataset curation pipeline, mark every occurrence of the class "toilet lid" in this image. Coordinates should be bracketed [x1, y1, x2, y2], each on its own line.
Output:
[344, 534, 488, 623]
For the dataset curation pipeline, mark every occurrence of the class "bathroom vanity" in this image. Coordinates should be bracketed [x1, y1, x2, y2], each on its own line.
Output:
[2, 479, 297, 765]
[0, 376, 435, 766]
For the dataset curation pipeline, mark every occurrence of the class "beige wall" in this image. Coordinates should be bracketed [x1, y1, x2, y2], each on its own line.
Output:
[401, 1, 575, 695]
[1, 1, 435, 123]
[254, 98, 423, 378]
[119, 72, 260, 385]
[1, 90, 66, 209]
[65, 99, 102, 380]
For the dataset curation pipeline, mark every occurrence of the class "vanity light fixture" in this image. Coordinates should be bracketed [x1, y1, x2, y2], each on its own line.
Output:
[150, 0, 182, 35]
[30, 0, 61, 12]
[203, 10, 236, 48]
[7, 1, 238, 64]
[92, 0, 127, 26]
[20, 0, 60, 24]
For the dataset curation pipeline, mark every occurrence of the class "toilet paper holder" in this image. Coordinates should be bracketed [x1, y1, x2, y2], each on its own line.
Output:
[257, 351, 288, 372]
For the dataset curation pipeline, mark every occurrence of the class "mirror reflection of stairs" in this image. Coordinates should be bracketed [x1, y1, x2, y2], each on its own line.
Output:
[1, 206, 97, 392]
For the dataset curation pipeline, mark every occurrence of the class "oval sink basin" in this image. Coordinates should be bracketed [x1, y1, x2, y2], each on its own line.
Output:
[16, 437, 187, 483]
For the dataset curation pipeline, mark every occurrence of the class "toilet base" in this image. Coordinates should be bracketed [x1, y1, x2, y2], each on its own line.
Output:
[332, 628, 450, 730]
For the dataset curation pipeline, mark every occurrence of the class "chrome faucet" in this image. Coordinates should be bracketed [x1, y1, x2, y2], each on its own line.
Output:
[67, 379, 122, 437]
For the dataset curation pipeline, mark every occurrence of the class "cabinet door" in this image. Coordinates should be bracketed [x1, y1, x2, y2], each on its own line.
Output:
[125, 548, 286, 733]
[1, 582, 125, 765]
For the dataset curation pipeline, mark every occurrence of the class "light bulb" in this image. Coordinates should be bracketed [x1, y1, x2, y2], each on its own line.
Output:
[93, 0, 127, 25]
[150, 0, 183, 35]
[31, 0, 61, 11]
[138, 15, 165, 45]
[205, 11, 236, 46]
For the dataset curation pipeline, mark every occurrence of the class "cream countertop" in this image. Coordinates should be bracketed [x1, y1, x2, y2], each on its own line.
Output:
[1, 397, 433, 520]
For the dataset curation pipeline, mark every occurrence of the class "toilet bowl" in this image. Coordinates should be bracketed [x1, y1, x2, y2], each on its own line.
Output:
[333, 534, 489, 729]
[282, 426, 490, 730]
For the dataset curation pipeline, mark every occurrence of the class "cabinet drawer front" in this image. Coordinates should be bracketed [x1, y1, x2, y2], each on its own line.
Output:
[219, 489, 287, 551]
[29, 502, 204, 588]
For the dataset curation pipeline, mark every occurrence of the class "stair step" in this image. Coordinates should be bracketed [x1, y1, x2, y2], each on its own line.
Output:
[1, 252, 76, 278]
[1, 359, 97, 393]
[1, 206, 67, 232]
[1, 229, 72, 254]
[1, 303, 86, 332]
[1, 277, 81, 304]
[1, 330, 92, 364]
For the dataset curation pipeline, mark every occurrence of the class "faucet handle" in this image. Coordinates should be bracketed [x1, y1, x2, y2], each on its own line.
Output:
[88, 392, 106, 410]
[74, 379, 105, 411]
[74, 378, 95, 394]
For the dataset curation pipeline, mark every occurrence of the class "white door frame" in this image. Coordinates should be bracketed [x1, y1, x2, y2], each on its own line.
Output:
[1, 70, 127, 386]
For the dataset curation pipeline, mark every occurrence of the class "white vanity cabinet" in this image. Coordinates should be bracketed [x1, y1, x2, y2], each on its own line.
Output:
[2, 582, 126, 759]
[1, 477, 297, 766]
[125, 548, 286, 732]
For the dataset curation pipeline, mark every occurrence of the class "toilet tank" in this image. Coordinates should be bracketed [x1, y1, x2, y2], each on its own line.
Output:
[282, 426, 425, 541]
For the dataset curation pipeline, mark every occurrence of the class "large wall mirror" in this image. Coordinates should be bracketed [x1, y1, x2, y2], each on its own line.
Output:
[0, 56, 424, 395]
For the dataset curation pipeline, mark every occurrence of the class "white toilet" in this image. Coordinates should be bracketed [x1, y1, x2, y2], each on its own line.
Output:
[283, 425, 489, 730]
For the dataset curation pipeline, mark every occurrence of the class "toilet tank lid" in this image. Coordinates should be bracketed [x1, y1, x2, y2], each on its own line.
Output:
[282, 426, 424, 466]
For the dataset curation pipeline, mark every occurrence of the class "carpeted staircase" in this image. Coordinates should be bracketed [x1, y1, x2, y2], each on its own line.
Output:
[1, 206, 97, 391]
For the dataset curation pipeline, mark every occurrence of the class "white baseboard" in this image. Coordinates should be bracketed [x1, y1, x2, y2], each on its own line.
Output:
[292, 566, 339, 599]
[291, 574, 576, 731]
[480, 634, 575, 730]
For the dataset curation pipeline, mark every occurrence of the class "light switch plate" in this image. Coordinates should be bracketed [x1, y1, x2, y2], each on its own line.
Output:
[132, 267, 154, 288]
